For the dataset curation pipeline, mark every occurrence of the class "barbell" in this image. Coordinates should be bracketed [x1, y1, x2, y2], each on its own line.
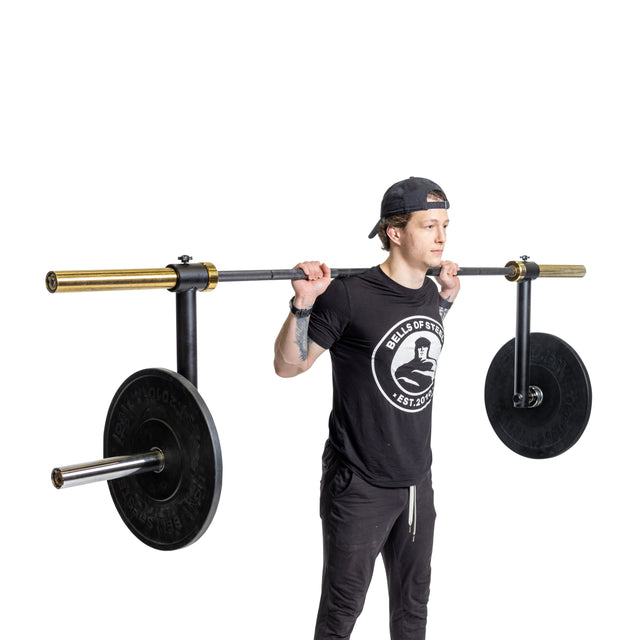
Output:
[48, 256, 591, 549]
[45, 259, 586, 293]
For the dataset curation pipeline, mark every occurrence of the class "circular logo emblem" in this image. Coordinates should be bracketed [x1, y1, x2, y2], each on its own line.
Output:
[371, 315, 444, 413]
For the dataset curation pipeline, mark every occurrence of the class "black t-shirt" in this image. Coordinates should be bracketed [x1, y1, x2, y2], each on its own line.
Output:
[308, 266, 449, 488]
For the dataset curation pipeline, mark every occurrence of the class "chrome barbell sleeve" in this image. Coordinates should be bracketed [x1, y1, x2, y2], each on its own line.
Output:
[51, 449, 165, 489]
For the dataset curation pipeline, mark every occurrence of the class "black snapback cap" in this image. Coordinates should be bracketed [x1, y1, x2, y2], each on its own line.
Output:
[368, 177, 449, 239]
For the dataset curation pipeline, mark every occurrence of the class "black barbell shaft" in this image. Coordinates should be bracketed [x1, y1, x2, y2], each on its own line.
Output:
[218, 268, 369, 282]
[218, 266, 515, 282]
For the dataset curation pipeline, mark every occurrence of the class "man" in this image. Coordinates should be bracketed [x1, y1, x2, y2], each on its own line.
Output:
[273, 177, 460, 639]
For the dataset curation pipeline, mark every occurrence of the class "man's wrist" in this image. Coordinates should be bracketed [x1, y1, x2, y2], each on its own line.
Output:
[290, 296, 314, 317]
[439, 286, 459, 301]
[438, 288, 459, 311]
[292, 294, 316, 310]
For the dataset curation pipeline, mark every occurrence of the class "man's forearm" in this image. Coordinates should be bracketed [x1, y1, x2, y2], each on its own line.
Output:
[274, 297, 316, 377]
[438, 287, 458, 322]
[436, 261, 460, 322]
[274, 262, 331, 377]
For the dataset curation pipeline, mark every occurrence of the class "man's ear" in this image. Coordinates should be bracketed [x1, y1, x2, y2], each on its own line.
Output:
[386, 226, 402, 247]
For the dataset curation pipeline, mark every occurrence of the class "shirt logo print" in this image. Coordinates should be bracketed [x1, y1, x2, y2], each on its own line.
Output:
[371, 315, 444, 413]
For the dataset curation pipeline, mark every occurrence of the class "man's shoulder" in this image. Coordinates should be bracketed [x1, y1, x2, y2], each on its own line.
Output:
[334, 265, 382, 291]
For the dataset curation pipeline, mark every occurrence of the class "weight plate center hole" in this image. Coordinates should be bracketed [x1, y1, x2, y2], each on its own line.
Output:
[528, 385, 544, 408]
[134, 419, 184, 501]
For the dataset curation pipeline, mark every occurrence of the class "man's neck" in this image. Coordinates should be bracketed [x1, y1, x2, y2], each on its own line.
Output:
[379, 256, 428, 289]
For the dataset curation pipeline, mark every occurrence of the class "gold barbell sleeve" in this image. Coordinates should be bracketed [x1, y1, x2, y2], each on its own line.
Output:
[46, 262, 219, 293]
[46, 268, 179, 293]
[505, 261, 587, 282]
[538, 264, 587, 278]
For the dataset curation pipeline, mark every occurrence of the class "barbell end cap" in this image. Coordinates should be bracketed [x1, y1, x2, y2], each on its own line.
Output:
[46, 271, 58, 293]
[51, 468, 64, 489]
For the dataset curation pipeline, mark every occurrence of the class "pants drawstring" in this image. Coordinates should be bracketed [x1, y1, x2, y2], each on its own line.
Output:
[408, 485, 417, 542]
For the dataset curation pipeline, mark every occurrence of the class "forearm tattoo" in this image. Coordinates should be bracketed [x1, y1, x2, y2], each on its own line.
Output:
[295, 316, 310, 361]
[438, 296, 451, 322]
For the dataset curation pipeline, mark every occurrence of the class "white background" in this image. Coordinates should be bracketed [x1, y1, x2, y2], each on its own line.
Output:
[1, 1, 638, 638]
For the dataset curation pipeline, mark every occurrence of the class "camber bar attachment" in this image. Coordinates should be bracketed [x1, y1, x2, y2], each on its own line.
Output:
[45, 262, 586, 293]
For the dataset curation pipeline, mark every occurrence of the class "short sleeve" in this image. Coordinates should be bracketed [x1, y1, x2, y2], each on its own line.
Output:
[308, 278, 351, 350]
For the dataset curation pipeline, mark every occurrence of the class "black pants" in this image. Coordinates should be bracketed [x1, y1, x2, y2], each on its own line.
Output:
[314, 448, 437, 640]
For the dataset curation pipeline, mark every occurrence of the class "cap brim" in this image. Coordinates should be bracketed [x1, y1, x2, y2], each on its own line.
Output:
[367, 220, 381, 239]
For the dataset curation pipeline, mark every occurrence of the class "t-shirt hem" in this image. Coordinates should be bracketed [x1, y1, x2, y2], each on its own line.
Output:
[350, 466, 432, 489]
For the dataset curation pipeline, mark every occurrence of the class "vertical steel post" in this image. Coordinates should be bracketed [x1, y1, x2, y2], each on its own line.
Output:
[176, 287, 198, 387]
[513, 279, 531, 408]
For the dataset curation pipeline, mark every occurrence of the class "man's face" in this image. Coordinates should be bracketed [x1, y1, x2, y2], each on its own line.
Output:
[417, 345, 429, 360]
[396, 208, 449, 269]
